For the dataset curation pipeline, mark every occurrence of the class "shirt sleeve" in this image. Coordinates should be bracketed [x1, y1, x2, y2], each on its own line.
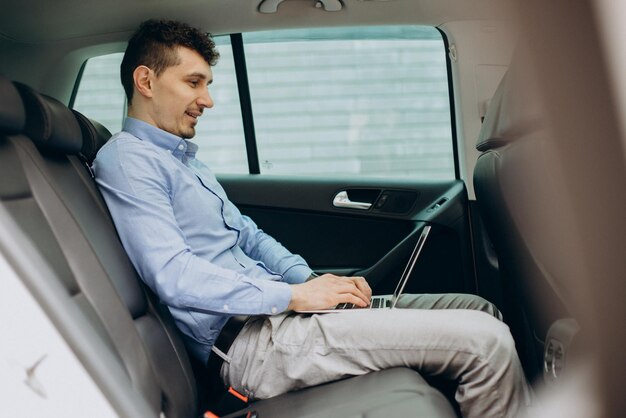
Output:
[226, 200, 313, 284]
[93, 140, 292, 316]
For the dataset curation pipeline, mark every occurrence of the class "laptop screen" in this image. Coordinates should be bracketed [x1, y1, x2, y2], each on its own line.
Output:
[391, 225, 431, 306]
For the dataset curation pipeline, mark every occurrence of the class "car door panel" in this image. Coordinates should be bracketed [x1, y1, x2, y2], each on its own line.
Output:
[219, 175, 476, 296]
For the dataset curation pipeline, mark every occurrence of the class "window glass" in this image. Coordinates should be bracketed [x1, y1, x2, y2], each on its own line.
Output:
[244, 26, 455, 180]
[73, 53, 126, 133]
[72, 37, 248, 173]
[194, 37, 247, 173]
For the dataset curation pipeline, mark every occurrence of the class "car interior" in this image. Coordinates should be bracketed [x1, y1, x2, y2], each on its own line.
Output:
[1, 0, 625, 417]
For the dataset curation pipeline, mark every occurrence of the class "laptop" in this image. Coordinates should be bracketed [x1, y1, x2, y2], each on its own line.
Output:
[296, 225, 431, 313]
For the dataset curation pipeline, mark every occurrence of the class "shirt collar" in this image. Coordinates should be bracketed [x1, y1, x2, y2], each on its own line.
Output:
[123, 117, 198, 162]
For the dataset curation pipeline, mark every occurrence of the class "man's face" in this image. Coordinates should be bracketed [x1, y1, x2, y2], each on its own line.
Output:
[148, 46, 214, 139]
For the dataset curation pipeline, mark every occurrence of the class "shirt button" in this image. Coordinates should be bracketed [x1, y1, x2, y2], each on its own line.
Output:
[271, 306, 278, 314]
[178, 144, 184, 150]
[223, 304, 229, 311]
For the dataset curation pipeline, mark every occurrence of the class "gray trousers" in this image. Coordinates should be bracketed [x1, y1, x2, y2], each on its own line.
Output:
[222, 294, 532, 418]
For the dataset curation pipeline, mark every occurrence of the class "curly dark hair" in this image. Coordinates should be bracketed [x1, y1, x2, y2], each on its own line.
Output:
[120, 19, 220, 103]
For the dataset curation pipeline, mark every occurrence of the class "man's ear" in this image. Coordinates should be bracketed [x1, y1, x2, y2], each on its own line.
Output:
[133, 65, 153, 98]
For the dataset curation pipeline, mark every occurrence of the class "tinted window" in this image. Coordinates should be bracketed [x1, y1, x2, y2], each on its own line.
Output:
[244, 26, 454, 179]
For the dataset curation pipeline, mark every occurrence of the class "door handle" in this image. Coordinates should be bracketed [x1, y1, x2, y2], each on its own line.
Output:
[332, 191, 372, 210]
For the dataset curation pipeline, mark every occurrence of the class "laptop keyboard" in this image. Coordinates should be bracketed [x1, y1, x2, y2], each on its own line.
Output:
[335, 297, 390, 310]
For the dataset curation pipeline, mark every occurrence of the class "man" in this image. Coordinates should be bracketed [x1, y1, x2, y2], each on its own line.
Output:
[93, 19, 531, 418]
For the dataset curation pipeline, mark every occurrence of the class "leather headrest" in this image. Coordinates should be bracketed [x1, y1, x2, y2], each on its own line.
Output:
[476, 54, 544, 152]
[0, 75, 26, 134]
[14, 82, 82, 154]
[72, 110, 112, 164]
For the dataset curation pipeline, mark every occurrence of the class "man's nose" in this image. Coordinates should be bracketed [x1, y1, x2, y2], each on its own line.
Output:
[198, 90, 214, 109]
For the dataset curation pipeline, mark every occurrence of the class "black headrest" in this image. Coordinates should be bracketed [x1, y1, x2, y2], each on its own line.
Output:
[476, 54, 544, 152]
[72, 110, 112, 164]
[0, 75, 26, 134]
[14, 82, 83, 155]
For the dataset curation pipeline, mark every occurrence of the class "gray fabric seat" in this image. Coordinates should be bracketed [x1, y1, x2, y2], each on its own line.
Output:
[0, 74, 456, 418]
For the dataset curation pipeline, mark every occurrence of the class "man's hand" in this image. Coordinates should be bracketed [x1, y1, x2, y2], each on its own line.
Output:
[288, 274, 372, 311]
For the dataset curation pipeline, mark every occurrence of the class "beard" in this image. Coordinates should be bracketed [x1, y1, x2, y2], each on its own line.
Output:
[180, 122, 197, 139]
[181, 128, 196, 139]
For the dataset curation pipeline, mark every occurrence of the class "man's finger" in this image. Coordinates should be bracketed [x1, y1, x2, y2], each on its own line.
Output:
[332, 279, 368, 304]
[358, 277, 372, 297]
[350, 276, 372, 300]
[338, 292, 369, 308]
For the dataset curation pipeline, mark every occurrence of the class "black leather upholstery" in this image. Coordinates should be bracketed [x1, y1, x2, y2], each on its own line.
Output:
[0, 75, 24, 134]
[225, 368, 457, 418]
[0, 78, 457, 418]
[72, 109, 112, 163]
[3, 83, 198, 418]
[15, 82, 83, 154]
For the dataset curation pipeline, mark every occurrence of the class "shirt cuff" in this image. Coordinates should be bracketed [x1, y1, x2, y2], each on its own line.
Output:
[257, 279, 292, 314]
[282, 264, 313, 284]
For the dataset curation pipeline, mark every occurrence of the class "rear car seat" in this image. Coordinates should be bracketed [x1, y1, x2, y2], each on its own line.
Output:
[0, 74, 456, 418]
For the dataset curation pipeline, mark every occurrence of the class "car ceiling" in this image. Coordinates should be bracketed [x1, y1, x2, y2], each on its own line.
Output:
[0, 0, 513, 43]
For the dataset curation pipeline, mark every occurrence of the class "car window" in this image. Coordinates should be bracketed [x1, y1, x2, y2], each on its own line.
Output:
[244, 26, 455, 180]
[72, 36, 249, 174]
[72, 53, 126, 134]
[73, 27, 454, 179]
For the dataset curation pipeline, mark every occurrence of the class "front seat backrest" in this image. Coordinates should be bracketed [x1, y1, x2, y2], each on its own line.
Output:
[473, 68, 570, 380]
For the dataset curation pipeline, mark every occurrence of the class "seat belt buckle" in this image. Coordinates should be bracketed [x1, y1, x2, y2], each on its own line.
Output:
[227, 386, 249, 403]
[204, 386, 255, 418]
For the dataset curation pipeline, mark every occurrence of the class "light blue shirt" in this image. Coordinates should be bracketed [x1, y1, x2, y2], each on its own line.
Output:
[93, 117, 312, 361]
